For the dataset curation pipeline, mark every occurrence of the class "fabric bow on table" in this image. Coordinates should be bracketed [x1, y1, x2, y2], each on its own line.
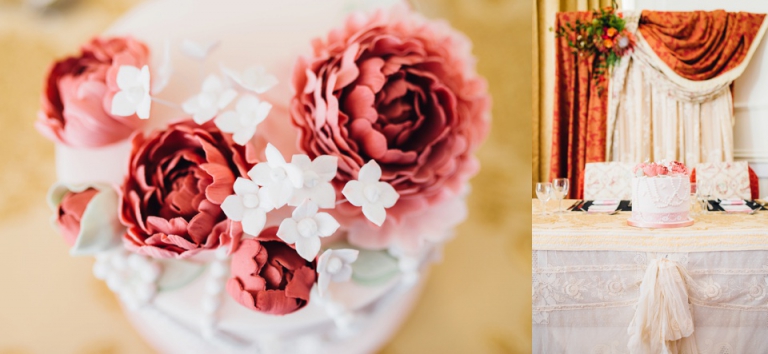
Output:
[628, 258, 698, 354]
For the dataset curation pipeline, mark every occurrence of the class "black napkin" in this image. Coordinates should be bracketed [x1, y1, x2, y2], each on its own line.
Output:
[571, 200, 632, 212]
[706, 200, 767, 212]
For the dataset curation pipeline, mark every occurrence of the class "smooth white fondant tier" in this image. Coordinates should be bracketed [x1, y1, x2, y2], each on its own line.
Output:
[126, 276, 425, 354]
[631, 176, 691, 223]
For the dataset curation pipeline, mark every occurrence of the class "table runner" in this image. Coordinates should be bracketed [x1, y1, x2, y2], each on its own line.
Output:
[533, 200, 768, 252]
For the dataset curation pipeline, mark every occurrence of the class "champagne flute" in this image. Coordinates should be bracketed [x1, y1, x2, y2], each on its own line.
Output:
[552, 178, 570, 213]
[536, 182, 553, 216]
[690, 182, 699, 216]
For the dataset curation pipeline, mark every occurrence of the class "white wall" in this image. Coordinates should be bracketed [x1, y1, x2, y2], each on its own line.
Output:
[626, 0, 768, 198]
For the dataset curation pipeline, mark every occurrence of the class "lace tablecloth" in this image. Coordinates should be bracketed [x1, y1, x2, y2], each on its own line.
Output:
[532, 200, 768, 354]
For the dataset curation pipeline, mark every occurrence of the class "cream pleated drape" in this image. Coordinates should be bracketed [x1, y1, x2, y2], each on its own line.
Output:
[607, 11, 768, 167]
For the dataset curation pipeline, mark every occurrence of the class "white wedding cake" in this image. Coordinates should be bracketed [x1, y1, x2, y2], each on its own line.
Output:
[629, 162, 694, 228]
[36, 0, 491, 353]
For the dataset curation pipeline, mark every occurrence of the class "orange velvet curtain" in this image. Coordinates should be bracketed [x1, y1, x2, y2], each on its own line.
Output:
[550, 10, 766, 199]
[549, 12, 609, 199]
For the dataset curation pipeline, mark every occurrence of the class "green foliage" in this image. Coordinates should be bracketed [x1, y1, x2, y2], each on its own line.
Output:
[550, 0, 632, 88]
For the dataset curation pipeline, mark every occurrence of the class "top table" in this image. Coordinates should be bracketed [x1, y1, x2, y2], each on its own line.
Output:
[532, 199, 768, 253]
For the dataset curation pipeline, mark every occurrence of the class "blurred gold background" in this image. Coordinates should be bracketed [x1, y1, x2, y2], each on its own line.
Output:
[0, 0, 532, 353]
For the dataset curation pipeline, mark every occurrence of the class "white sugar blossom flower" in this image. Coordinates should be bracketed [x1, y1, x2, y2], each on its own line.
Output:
[182, 74, 237, 124]
[342, 160, 399, 226]
[289, 154, 338, 209]
[220, 177, 275, 236]
[93, 249, 161, 310]
[111, 65, 151, 119]
[181, 39, 220, 61]
[222, 65, 278, 94]
[316, 249, 359, 297]
[277, 201, 340, 261]
[214, 95, 271, 146]
[248, 144, 303, 208]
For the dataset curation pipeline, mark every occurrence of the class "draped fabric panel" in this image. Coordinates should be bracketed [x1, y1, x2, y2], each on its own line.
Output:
[639, 11, 766, 81]
[608, 11, 767, 172]
[532, 0, 614, 194]
[549, 12, 609, 199]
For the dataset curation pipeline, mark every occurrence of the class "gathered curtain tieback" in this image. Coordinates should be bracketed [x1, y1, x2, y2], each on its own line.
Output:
[628, 258, 699, 354]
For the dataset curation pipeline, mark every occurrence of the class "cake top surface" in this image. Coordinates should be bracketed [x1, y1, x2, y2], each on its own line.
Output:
[38, 0, 490, 325]
[632, 161, 689, 178]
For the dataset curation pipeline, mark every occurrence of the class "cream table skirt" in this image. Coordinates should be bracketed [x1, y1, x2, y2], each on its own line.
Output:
[532, 200, 768, 354]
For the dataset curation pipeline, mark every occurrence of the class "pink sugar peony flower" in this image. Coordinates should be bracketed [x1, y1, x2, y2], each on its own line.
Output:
[119, 120, 257, 258]
[56, 188, 99, 247]
[654, 164, 669, 176]
[668, 161, 688, 175]
[291, 6, 490, 232]
[633, 163, 647, 176]
[642, 163, 659, 177]
[226, 226, 317, 315]
[36, 36, 150, 147]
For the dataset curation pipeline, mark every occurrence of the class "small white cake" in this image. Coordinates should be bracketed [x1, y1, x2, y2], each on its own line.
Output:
[629, 162, 693, 228]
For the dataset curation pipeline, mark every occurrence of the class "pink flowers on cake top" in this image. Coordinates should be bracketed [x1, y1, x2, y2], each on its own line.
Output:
[667, 161, 689, 175]
[119, 121, 256, 258]
[39, 5, 493, 318]
[36, 36, 150, 147]
[291, 6, 490, 231]
[633, 161, 688, 177]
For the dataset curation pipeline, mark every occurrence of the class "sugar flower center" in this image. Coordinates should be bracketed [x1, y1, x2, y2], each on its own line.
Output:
[297, 218, 318, 238]
[326, 257, 343, 274]
[364, 185, 380, 203]
[270, 167, 287, 181]
[304, 170, 320, 188]
[198, 92, 216, 108]
[242, 193, 260, 209]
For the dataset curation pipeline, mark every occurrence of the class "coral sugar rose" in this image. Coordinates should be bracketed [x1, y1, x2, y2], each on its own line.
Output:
[120, 121, 255, 258]
[291, 7, 490, 221]
[36, 36, 149, 147]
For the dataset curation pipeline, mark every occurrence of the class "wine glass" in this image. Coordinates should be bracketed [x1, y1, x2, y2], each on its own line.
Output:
[536, 182, 553, 216]
[698, 181, 712, 213]
[690, 182, 699, 216]
[552, 178, 570, 213]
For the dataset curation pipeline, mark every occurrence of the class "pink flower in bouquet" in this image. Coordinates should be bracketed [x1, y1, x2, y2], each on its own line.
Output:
[668, 161, 688, 175]
[56, 188, 99, 247]
[36, 36, 149, 147]
[119, 121, 256, 258]
[226, 226, 316, 315]
[291, 7, 490, 228]
[614, 30, 636, 57]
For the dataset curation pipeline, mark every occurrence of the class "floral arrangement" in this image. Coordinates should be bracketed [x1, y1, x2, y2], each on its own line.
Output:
[633, 161, 689, 178]
[553, 1, 635, 80]
[37, 6, 489, 317]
